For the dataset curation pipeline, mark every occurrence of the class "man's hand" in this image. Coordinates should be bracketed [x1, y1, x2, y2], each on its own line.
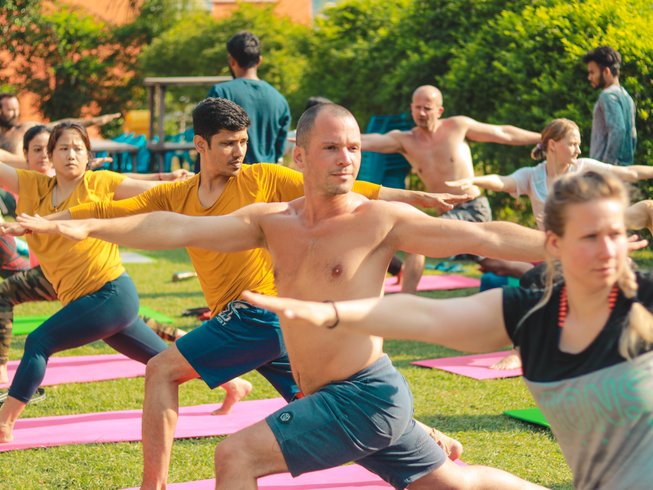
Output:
[0, 221, 29, 236]
[627, 234, 648, 253]
[167, 169, 193, 181]
[415, 192, 472, 213]
[92, 113, 121, 126]
[444, 178, 476, 192]
[16, 214, 89, 241]
[89, 156, 113, 169]
[242, 291, 336, 328]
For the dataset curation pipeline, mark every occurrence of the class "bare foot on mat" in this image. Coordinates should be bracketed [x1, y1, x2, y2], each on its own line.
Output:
[490, 351, 522, 370]
[211, 377, 253, 415]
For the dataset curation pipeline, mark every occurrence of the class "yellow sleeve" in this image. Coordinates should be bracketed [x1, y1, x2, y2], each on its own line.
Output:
[94, 170, 127, 190]
[15, 170, 50, 215]
[69, 184, 168, 219]
[352, 180, 381, 199]
[258, 164, 306, 202]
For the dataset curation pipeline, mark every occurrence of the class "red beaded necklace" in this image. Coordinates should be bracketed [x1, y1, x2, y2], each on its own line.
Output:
[558, 284, 619, 328]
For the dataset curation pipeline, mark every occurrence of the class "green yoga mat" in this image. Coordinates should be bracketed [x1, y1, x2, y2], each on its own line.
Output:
[13, 306, 174, 336]
[504, 407, 550, 428]
[138, 305, 174, 324]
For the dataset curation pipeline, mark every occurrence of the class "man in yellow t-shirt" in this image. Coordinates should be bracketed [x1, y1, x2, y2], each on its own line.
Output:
[64, 98, 467, 488]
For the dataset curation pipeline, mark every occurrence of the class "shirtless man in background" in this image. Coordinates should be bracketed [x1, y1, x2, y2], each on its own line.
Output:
[21, 103, 546, 489]
[0, 92, 119, 166]
[362, 85, 540, 292]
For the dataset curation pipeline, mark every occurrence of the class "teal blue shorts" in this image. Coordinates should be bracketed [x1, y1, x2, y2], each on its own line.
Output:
[176, 300, 300, 401]
[266, 355, 445, 489]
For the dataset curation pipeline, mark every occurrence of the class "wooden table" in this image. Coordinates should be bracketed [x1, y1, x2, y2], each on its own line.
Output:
[91, 139, 140, 172]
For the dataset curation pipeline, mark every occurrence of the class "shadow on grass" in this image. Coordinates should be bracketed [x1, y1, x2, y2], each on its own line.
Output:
[548, 482, 574, 490]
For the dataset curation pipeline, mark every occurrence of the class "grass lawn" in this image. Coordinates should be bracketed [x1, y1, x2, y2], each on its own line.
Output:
[4, 248, 650, 489]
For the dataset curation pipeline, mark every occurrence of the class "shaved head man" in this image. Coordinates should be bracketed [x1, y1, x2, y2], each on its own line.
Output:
[362, 85, 541, 292]
[22, 103, 547, 490]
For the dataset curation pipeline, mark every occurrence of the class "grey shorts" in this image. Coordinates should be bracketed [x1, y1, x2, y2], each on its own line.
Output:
[442, 196, 492, 222]
[266, 355, 445, 489]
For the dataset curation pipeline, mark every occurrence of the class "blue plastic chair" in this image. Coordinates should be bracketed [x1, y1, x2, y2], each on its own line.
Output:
[163, 128, 195, 172]
[127, 134, 150, 173]
[358, 113, 414, 188]
[93, 132, 135, 170]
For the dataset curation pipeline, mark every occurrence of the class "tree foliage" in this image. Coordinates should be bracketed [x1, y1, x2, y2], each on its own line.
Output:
[137, 4, 310, 116]
[297, 0, 653, 219]
[3, 0, 652, 209]
[0, 0, 185, 120]
[296, 0, 410, 125]
[444, 0, 653, 173]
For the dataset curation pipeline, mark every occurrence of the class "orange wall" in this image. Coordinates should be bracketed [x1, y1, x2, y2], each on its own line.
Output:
[61, 0, 139, 25]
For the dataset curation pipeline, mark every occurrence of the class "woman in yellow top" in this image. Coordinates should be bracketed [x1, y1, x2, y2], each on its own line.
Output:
[0, 124, 191, 386]
[0, 122, 170, 443]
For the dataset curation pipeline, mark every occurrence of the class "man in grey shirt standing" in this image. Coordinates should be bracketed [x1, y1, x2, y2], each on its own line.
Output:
[583, 46, 636, 165]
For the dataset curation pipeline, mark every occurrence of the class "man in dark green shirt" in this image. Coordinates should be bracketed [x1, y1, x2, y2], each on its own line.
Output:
[208, 31, 291, 164]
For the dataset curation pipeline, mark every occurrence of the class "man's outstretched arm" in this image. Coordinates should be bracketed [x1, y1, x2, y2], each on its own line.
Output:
[0, 149, 26, 168]
[386, 201, 545, 262]
[626, 200, 653, 234]
[17, 208, 267, 253]
[48, 113, 121, 128]
[378, 186, 472, 213]
[463, 117, 540, 145]
[361, 131, 405, 154]
[242, 288, 510, 354]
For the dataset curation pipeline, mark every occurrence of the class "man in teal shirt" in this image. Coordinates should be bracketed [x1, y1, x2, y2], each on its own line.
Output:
[208, 31, 291, 164]
[583, 46, 637, 165]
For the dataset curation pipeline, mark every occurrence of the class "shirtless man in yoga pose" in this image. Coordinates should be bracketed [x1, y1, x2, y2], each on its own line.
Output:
[22, 103, 546, 489]
[12, 97, 470, 488]
[361, 85, 540, 293]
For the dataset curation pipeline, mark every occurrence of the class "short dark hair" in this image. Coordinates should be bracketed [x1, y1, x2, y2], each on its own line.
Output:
[23, 125, 51, 152]
[296, 103, 353, 148]
[192, 97, 250, 146]
[583, 46, 622, 76]
[47, 122, 91, 156]
[226, 31, 261, 69]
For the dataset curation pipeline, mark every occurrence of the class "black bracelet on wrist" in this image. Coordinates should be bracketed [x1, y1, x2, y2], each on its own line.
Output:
[323, 300, 340, 329]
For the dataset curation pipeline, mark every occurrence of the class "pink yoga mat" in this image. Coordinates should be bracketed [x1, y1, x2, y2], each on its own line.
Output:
[384, 275, 480, 294]
[0, 397, 286, 452]
[135, 460, 468, 489]
[411, 352, 522, 380]
[127, 465, 392, 489]
[1, 354, 145, 389]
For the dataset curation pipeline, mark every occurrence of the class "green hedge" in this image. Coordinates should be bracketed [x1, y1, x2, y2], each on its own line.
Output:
[296, 0, 653, 221]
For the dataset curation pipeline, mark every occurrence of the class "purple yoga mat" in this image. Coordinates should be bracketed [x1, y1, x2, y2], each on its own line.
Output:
[411, 352, 522, 379]
[1, 354, 145, 389]
[0, 398, 286, 452]
[384, 275, 480, 294]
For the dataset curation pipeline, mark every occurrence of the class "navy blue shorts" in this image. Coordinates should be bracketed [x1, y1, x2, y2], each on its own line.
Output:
[266, 355, 445, 489]
[176, 300, 300, 402]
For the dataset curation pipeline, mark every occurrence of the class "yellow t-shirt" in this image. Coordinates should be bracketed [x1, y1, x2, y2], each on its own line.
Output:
[69, 164, 380, 315]
[16, 170, 126, 305]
